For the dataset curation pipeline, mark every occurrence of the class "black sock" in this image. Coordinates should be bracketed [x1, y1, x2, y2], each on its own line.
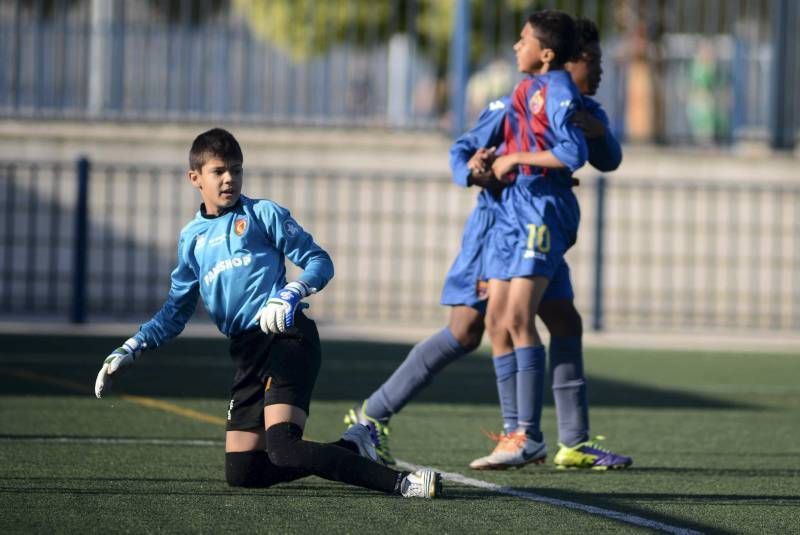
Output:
[266, 422, 401, 493]
[225, 450, 309, 488]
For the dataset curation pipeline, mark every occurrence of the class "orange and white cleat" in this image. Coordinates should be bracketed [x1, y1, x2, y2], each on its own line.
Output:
[469, 430, 547, 470]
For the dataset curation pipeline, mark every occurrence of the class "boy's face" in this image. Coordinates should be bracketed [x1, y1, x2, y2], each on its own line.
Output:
[565, 42, 603, 95]
[514, 23, 551, 74]
[188, 157, 243, 215]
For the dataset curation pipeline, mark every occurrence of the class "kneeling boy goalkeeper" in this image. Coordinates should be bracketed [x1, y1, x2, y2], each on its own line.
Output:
[94, 127, 441, 498]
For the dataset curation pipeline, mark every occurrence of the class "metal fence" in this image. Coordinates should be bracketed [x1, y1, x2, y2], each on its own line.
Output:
[2, 158, 799, 332]
[1, 0, 798, 147]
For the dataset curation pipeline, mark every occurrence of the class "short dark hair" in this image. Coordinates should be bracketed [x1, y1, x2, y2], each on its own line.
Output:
[527, 10, 577, 65]
[189, 128, 243, 171]
[574, 17, 600, 58]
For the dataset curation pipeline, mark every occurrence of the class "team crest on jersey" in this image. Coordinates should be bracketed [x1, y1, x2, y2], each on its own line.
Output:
[234, 217, 247, 236]
[283, 219, 300, 237]
[529, 90, 544, 114]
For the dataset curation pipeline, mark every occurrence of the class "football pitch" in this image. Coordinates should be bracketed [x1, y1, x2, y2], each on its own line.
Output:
[1, 333, 798, 534]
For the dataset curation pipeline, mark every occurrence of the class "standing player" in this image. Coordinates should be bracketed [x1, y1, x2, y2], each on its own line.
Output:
[470, 17, 630, 470]
[345, 17, 631, 471]
[94, 128, 441, 498]
[478, 10, 593, 470]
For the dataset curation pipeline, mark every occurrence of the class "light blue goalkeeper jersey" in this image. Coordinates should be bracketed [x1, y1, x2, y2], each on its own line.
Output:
[133, 195, 334, 348]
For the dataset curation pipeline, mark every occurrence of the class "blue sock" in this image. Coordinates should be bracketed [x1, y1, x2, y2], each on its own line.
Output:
[515, 345, 545, 442]
[492, 352, 518, 434]
[365, 328, 468, 421]
[550, 335, 589, 446]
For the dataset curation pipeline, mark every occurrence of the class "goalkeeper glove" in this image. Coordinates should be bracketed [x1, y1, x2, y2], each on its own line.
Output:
[257, 281, 314, 334]
[94, 337, 145, 399]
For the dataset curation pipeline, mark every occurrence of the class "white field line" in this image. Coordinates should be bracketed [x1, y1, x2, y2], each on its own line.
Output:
[1, 435, 700, 535]
[397, 460, 703, 535]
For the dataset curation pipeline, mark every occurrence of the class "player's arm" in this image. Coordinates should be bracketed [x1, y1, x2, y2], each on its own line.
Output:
[95, 236, 200, 398]
[257, 202, 334, 334]
[574, 100, 622, 172]
[492, 150, 570, 179]
[449, 98, 508, 189]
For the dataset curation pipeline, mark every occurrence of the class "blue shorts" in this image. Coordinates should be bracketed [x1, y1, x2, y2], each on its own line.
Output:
[440, 195, 574, 310]
[440, 202, 493, 312]
[484, 175, 580, 281]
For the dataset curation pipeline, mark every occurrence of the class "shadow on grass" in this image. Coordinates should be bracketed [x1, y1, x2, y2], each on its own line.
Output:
[0, 334, 752, 409]
[631, 466, 800, 478]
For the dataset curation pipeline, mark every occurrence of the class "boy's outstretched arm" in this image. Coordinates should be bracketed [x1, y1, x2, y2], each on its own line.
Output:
[95, 236, 200, 398]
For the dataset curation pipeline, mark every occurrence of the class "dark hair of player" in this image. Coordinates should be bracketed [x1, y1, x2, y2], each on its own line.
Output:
[573, 17, 600, 59]
[527, 10, 577, 65]
[189, 128, 243, 171]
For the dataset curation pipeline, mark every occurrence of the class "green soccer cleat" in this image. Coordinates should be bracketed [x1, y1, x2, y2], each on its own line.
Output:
[343, 400, 395, 465]
[553, 436, 633, 470]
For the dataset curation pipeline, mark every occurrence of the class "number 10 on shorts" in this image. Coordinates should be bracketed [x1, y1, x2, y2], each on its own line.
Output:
[526, 224, 551, 253]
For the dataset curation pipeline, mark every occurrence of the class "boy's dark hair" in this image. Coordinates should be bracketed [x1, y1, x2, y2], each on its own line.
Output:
[527, 10, 577, 65]
[574, 17, 600, 58]
[189, 128, 243, 171]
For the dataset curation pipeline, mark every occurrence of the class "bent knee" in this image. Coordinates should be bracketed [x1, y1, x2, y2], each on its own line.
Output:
[449, 325, 483, 352]
[265, 422, 304, 469]
[448, 307, 485, 352]
[505, 309, 535, 338]
[483, 313, 506, 340]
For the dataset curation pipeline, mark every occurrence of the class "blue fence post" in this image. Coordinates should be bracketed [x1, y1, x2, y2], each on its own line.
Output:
[769, 0, 794, 150]
[71, 157, 90, 324]
[592, 175, 607, 331]
[449, 0, 470, 137]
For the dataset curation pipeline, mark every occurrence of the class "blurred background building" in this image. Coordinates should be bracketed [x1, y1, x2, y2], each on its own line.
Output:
[1, 0, 798, 338]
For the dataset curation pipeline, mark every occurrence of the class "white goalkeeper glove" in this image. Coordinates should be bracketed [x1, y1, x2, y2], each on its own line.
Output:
[256, 281, 314, 334]
[94, 337, 145, 399]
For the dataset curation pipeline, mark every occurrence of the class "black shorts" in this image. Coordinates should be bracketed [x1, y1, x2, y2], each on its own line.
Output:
[226, 312, 321, 431]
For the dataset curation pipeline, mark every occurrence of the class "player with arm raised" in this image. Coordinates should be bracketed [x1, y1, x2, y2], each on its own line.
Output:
[94, 128, 441, 498]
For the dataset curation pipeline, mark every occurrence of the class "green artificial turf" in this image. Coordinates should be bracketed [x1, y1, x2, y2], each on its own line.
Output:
[0, 334, 798, 534]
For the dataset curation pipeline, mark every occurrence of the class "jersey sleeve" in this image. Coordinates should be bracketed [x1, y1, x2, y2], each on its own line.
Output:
[583, 98, 623, 172]
[262, 202, 334, 292]
[448, 97, 509, 187]
[545, 81, 588, 172]
[134, 235, 199, 348]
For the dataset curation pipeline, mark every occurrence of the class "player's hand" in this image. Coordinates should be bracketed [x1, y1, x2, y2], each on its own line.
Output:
[571, 110, 606, 139]
[467, 147, 496, 175]
[258, 281, 312, 334]
[94, 338, 145, 399]
[491, 154, 519, 182]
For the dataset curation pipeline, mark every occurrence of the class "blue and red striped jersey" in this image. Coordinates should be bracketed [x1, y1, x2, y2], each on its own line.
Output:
[504, 70, 587, 182]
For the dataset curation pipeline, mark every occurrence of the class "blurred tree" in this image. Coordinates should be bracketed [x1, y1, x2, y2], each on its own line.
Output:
[231, 0, 611, 66]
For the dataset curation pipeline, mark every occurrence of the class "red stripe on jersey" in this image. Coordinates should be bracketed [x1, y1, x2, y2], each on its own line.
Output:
[504, 78, 533, 182]
[530, 83, 549, 176]
[518, 85, 533, 174]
